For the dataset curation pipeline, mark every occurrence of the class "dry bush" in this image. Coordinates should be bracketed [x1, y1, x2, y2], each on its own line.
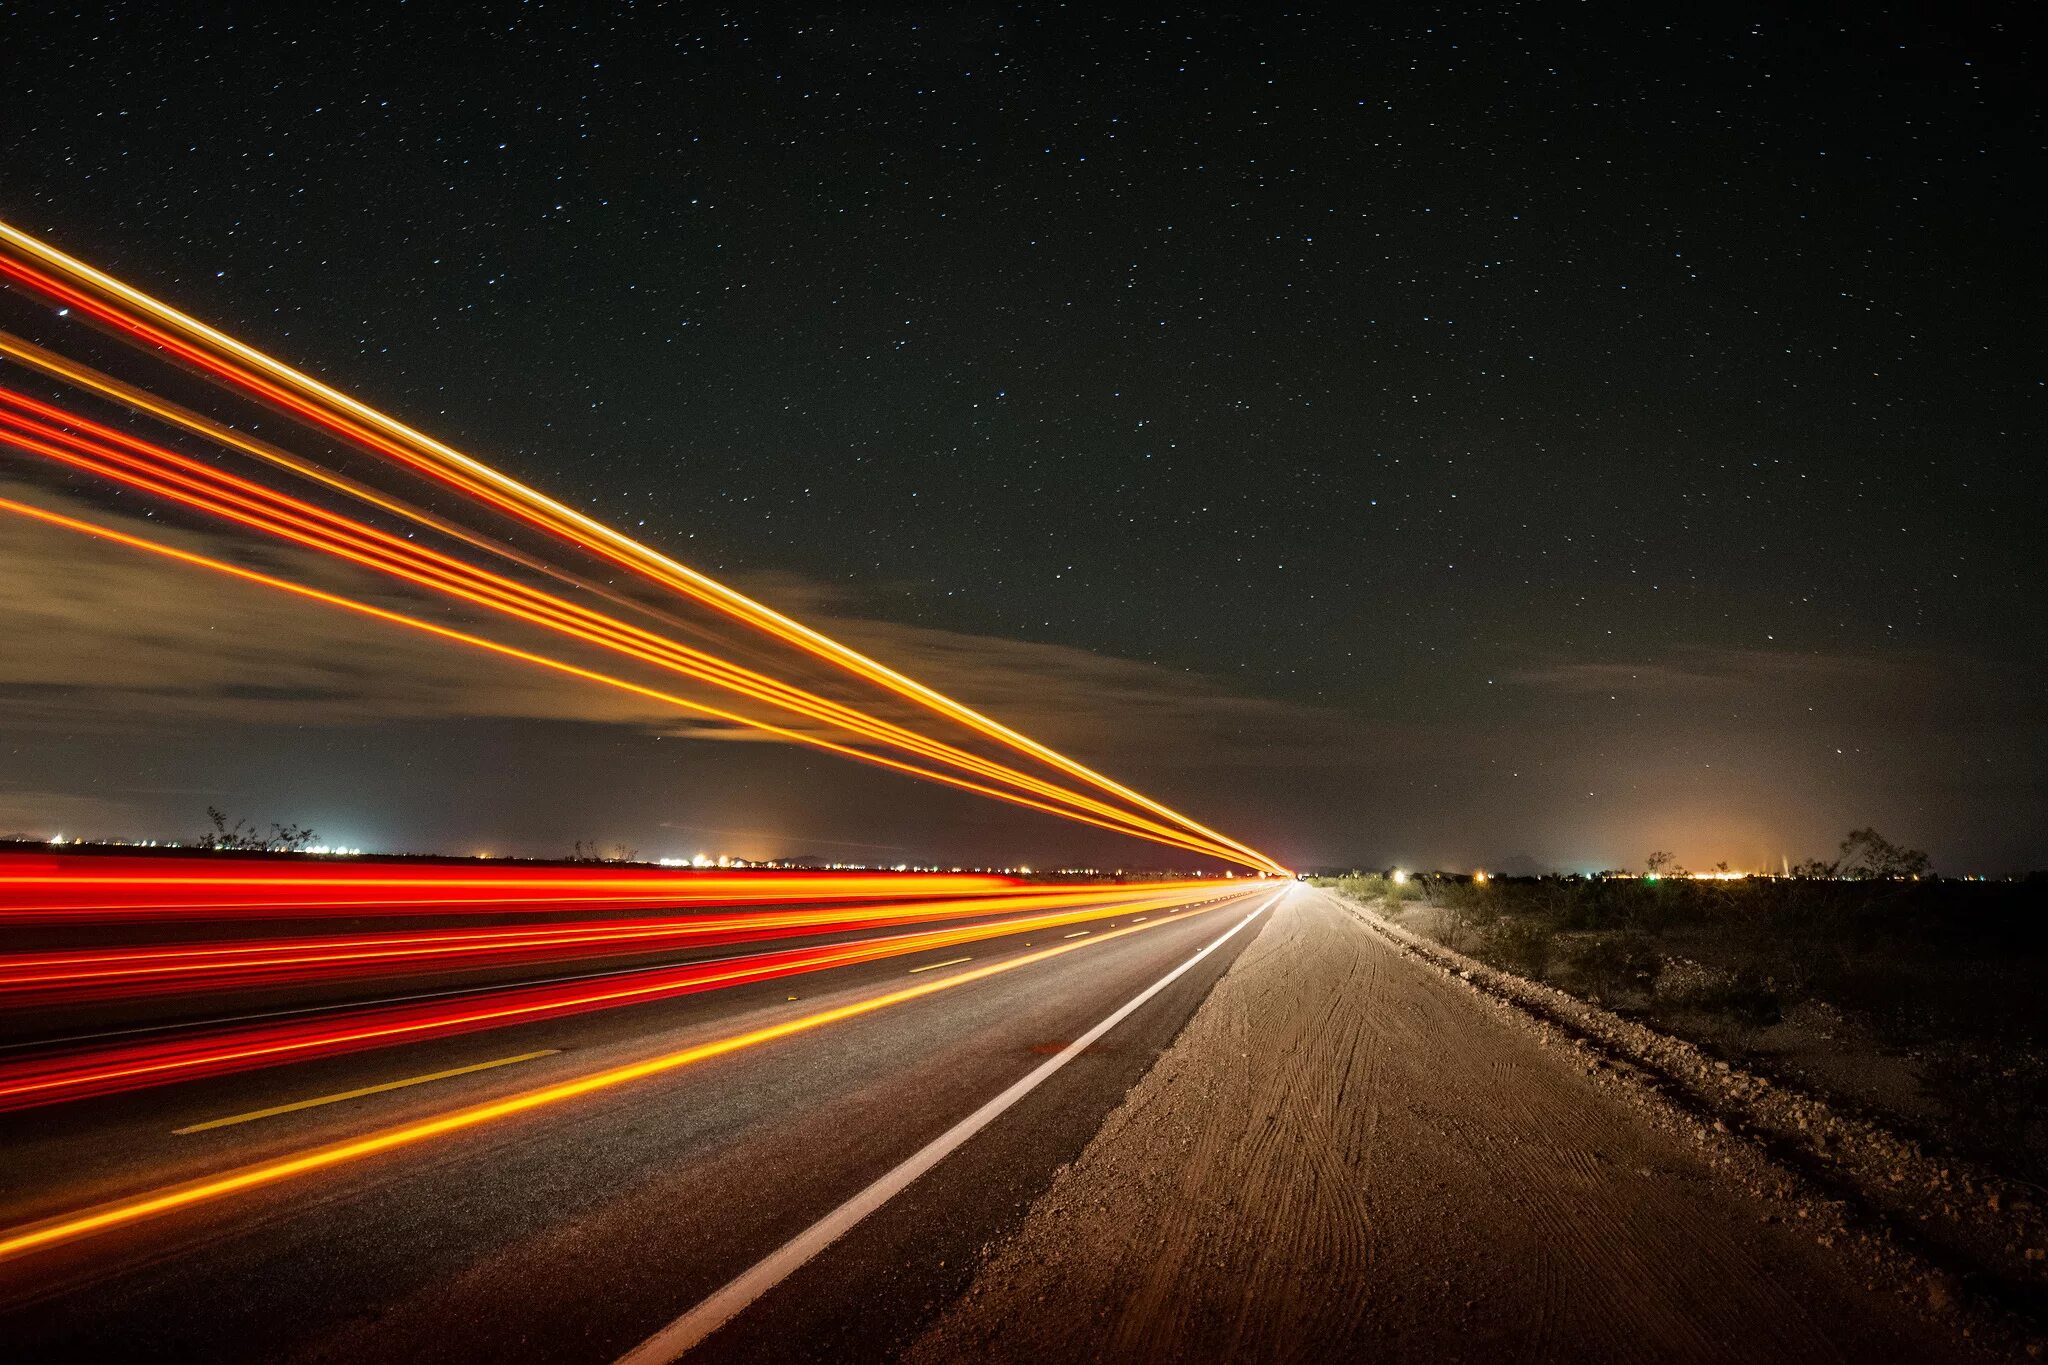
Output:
[1565, 930, 1663, 1002]
[1653, 958, 1782, 1029]
[1485, 915, 1557, 980]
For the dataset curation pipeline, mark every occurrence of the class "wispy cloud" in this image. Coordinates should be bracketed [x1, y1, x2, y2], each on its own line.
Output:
[0, 478, 1353, 768]
[0, 477, 684, 732]
[1511, 647, 1896, 698]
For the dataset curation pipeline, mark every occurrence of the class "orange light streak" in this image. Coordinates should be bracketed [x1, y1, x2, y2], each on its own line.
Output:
[0, 222, 1284, 872]
[0, 329, 562, 582]
[0, 327, 928, 706]
[0, 491, 1257, 860]
[0, 391, 1257, 865]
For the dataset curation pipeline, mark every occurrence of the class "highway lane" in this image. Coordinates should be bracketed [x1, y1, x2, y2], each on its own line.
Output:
[0, 882, 1203, 1044]
[0, 884, 1239, 1114]
[0, 884, 1242, 1220]
[0, 885, 1275, 1362]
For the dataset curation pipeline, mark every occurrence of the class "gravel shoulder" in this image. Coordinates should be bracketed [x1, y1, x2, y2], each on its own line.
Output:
[904, 887, 1990, 1364]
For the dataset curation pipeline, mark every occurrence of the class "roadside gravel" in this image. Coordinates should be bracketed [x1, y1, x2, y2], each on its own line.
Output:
[904, 887, 1995, 1364]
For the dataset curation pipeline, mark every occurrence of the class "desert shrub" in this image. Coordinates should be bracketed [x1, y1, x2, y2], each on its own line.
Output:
[1567, 930, 1663, 1000]
[1440, 895, 1500, 954]
[1318, 873, 1426, 917]
[1653, 958, 1782, 1028]
[1544, 879, 1646, 932]
[1485, 914, 1557, 980]
[1429, 879, 1491, 912]
[1325, 873, 1392, 903]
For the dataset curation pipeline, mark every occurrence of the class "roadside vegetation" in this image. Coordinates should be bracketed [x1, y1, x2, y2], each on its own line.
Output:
[1318, 837, 2048, 1190]
[196, 806, 320, 853]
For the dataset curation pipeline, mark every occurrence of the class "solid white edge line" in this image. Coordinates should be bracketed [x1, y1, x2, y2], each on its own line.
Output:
[612, 887, 1285, 1365]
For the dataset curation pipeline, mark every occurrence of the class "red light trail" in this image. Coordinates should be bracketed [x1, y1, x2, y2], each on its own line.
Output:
[0, 890, 1266, 1265]
[0, 879, 1216, 1002]
[0, 882, 1232, 1111]
[0, 852, 1026, 923]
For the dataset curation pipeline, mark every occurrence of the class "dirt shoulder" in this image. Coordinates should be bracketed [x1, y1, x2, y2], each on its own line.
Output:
[903, 887, 1991, 1365]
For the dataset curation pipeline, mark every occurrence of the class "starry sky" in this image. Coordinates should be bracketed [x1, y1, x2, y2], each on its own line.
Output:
[0, 5, 2042, 873]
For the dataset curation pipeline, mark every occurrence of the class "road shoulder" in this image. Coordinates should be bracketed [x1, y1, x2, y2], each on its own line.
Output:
[903, 887, 1988, 1364]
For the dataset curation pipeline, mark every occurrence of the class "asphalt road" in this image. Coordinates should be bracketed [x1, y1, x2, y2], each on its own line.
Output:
[0, 884, 1275, 1362]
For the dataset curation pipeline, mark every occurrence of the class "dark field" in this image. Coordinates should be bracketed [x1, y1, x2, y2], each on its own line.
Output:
[1321, 873, 2048, 1188]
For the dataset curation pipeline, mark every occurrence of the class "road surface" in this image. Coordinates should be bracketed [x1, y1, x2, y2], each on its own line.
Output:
[0, 883, 1272, 1362]
[0, 884, 1987, 1362]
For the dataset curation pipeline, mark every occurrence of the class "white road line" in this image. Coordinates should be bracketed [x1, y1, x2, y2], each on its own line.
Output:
[907, 956, 971, 974]
[1062, 930, 1090, 938]
[612, 888, 1283, 1364]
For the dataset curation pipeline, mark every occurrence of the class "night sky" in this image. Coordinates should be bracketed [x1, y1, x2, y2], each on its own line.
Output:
[1, 6, 2042, 873]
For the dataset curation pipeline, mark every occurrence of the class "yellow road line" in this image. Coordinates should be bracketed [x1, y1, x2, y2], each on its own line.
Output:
[173, 1050, 561, 1135]
[907, 957, 972, 974]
